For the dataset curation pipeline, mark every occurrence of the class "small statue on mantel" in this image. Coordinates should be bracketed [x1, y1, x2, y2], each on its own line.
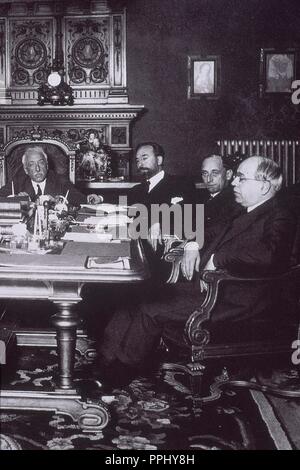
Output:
[76, 130, 112, 181]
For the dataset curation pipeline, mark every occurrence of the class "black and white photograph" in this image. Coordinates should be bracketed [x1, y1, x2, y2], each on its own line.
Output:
[0, 0, 300, 453]
[260, 48, 296, 95]
[188, 55, 221, 99]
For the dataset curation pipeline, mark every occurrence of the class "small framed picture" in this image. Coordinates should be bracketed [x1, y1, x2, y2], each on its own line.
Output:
[188, 55, 220, 99]
[259, 48, 296, 96]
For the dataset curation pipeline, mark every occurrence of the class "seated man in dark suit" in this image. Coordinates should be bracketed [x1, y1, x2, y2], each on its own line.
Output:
[199, 153, 242, 227]
[0, 146, 98, 206]
[128, 142, 196, 251]
[96, 156, 296, 386]
[184, 153, 243, 277]
[130, 141, 195, 205]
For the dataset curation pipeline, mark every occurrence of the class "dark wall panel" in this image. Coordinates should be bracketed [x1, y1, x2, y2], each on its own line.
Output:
[126, 0, 300, 176]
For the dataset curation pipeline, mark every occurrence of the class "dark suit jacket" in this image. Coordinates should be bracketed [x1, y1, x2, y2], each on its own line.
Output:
[0, 170, 86, 206]
[195, 186, 243, 245]
[128, 173, 196, 281]
[129, 173, 196, 207]
[99, 196, 297, 366]
[201, 186, 241, 225]
[199, 197, 297, 338]
[278, 184, 300, 266]
[129, 172, 196, 240]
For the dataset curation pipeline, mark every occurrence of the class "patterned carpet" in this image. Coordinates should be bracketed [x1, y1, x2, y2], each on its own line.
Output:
[0, 347, 299, 450]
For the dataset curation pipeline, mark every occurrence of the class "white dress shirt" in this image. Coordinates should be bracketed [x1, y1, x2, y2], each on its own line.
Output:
[31, 179, 46, 196]
[247, 200, 266, 213]
[148, 170, 165, 192]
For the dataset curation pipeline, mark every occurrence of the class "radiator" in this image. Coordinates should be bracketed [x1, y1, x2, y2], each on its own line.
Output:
[217, 139, 300, 186]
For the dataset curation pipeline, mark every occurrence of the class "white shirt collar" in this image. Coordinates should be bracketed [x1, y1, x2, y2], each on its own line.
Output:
[31, 179, 46, 195]
[209, 191, 220, 198]
[148, 170, 165, 192]
[247, 199, 266, 213]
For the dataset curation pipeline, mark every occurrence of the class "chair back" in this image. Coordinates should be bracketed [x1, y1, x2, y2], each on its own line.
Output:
[0, 128, 76, 188]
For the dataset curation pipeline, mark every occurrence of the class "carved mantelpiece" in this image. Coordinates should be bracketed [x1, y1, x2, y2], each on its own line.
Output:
[0, 1, 128, 105]
[0, 104, 144, 182]
[0, 1, 145, 181]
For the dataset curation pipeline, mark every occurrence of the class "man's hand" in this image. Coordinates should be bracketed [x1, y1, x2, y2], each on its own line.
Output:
[181, 242, 201, 280]
[39, 195, 55, 204]
[87, 193, 103, 205]
[148, 222, 163, 252]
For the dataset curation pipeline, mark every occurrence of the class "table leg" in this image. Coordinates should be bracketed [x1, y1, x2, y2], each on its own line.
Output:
[51, 302, 79, 391]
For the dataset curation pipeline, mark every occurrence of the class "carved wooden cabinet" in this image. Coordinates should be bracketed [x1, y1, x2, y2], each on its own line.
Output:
[0, 106, 143, 191]
[0, 1, 128, 106]
[0, 1, 144, 186]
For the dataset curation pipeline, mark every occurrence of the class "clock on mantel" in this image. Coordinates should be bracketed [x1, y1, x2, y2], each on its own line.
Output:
[47, 71, 62, 87]
[37, 69, 74, 106]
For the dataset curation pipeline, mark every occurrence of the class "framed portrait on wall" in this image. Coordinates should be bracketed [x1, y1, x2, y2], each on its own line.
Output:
[259, 48, 296, 97]
[188, 55, 220, 99]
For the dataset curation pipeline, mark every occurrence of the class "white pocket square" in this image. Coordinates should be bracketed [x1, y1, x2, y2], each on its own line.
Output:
[171, 197, 183, 204]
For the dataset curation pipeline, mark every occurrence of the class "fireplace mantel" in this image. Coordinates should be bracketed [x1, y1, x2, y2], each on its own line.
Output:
[0, 104, 144, 181]
[0, 104, 144, 122]
[0, 2, 145, 184]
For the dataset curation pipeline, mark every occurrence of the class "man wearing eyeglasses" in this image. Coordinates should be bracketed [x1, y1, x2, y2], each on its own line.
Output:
[182, 156, 296, 279]
[90, 156, 297, 386]
[96, 156, 296, 381]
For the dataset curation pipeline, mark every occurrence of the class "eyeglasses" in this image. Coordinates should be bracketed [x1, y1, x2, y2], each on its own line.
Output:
[233, 174, 270, 184]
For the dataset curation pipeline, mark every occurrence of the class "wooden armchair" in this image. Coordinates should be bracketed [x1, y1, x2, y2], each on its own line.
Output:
[0, 126, 76, 188]
[0, 127, 96, 360]
[161, 201, 300, 404]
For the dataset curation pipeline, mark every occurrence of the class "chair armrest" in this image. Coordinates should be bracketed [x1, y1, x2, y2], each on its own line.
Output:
[184, 266, 300, 352]
[163, 240, 185, 283]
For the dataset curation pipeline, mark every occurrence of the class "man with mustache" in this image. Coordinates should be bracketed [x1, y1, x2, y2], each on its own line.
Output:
[129, 141, 196, 253]
[0, 146, 96, 206]
[131, 142, 195, 205]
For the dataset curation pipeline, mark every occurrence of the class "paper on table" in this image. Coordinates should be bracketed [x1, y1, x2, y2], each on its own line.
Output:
[87, 256, 130, 270]
[0, 253, 86, 269]
[62, 232, 113, 243]
[62, 241, 131, 257]
[84, 214, 132, 226]
[80, 204, 129, 214]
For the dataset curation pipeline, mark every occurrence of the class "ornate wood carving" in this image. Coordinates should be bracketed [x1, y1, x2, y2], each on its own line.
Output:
[66, 17, 109, 87]
[0, 128, 4, 146]
[8, 125, 107, 148]
[9, 18, 53, 89]
[0, 19, 11, 104]
[0, 111, 140, 121]
[0, 20, 5, 81]
[111, 126, 127, 145]
[113, 15, 122, 86]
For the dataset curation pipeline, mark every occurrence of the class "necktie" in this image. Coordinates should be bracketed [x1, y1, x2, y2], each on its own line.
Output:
[141, 180, 150, 194]
[36, 184, 42, 197]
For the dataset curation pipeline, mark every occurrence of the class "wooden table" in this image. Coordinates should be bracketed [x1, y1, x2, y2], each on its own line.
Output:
[0, 239, 149, 432]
